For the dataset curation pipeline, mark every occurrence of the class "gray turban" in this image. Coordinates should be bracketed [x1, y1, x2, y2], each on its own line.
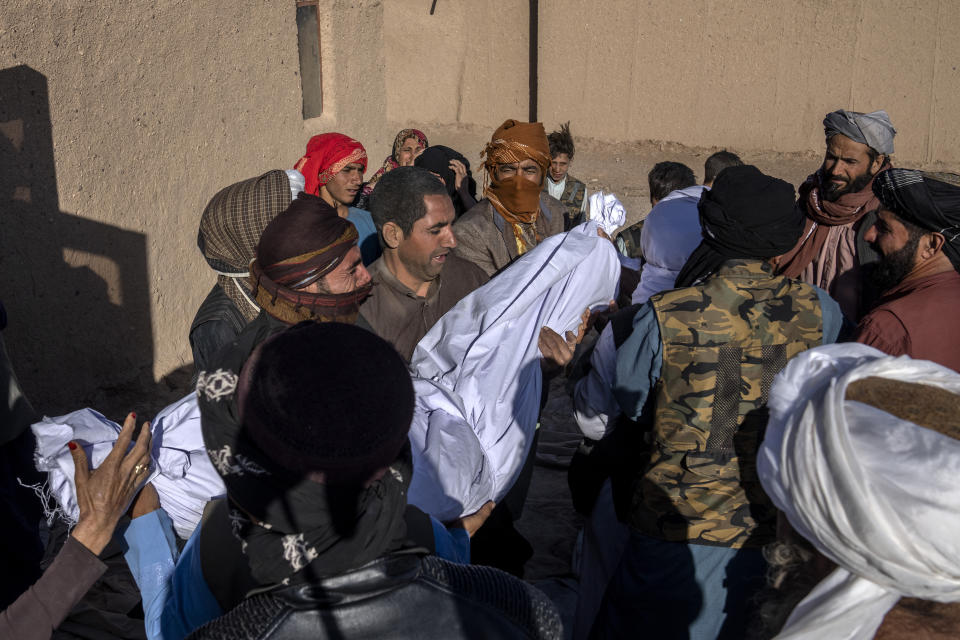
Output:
[823, 109, 896, 156]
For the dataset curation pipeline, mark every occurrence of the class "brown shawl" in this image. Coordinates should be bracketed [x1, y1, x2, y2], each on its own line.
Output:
[250, 260, 372, 325]
[777, 166, 886, 279]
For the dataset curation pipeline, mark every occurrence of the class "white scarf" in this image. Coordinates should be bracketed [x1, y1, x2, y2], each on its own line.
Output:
[757, 344, 960, 639]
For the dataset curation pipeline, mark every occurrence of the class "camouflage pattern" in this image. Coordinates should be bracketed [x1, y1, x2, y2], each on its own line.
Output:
[551, 175, 586, 231]
[631, 259, 824, 548]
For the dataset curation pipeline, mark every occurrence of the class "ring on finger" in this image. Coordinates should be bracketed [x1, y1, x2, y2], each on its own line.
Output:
[134, 463, 147, 475]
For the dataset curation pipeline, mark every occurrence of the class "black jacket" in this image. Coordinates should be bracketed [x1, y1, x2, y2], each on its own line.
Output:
[187, 551, 562, 640]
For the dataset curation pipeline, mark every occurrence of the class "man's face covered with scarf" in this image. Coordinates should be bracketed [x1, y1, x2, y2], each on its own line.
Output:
[482, 119, 552, 253]
[250, 195, 373, 325]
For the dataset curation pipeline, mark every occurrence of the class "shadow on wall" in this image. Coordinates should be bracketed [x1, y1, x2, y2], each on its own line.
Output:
[0, 65, 153, 415]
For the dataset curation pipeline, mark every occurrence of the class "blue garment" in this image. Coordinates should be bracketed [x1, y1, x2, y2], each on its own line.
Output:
[590, 530, 765, 640]
[124, 509, 470, 639]
[348, 207, 381, 266]
[124, 511, 220, 640]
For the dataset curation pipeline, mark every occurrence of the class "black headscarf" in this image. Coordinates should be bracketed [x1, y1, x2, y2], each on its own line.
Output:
[675, 165, 803, 287]
[873, 169, 960, 270]
[415, 145, 477, 214]
[196, 320, 415, 586]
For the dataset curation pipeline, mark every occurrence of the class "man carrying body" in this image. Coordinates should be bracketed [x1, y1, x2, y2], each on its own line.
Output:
[854, 169, 960, 370]
[776, 109, 896, 321]
[586, 166, 842, 639]
[361, 167, 488, 360]
[544, 122, 588, 230]
[454, 119, 566, 277]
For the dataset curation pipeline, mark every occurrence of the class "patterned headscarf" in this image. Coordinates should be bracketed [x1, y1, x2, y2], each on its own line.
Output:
[362, 128, 429, 196]
[873, 169, 960, 270]
[250, 194, 372, 324]
[293, 133, 368, 197]
[197, 170, 293, 321]
[482, 119, 552, 254]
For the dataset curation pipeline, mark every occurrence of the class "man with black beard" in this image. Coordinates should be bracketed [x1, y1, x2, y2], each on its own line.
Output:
[776, 109, 896, 321]
[854, 169, 960, 371]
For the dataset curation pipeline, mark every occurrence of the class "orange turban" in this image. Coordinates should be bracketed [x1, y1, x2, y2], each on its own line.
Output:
[482, 120, 552, 254]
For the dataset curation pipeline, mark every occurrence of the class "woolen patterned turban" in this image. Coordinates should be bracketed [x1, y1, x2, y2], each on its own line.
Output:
[250, 194, 371, 324]
[256, 194, 357, 289]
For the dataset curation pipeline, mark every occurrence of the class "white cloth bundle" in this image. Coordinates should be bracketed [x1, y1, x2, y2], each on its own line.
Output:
[757, 343, 960, 640]
[31, 393, 225, 539]
[588, 191, 627, 236]
[408, 223, 620, 520]
[631, 185, 705, 304]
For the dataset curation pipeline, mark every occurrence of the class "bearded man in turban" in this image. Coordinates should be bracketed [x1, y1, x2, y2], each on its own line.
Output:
[776, 109, 896, 322]
[453, 119, 566, 277]
[854, 170, 960, 371]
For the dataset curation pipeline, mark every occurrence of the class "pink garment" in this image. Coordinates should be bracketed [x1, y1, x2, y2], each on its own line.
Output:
[799, 220, 859, 320]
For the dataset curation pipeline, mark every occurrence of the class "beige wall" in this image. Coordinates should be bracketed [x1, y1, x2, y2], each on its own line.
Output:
[0, 1, 391, 409]
[381, 0, 960, 167]
[536, 0, 959, 166]
[383, 1, 529, 133]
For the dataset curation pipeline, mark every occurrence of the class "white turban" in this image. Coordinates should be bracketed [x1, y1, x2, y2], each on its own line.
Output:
[588, 191, 626, 236]
[757, 343, 960, 640]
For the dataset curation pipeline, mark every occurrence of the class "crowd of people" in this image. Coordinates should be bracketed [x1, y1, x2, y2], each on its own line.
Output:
[2, 108, 960, 640]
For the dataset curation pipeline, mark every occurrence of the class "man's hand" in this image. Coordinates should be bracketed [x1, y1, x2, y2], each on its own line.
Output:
[540, 308, 591, 373]
[448, 501, 495, 538]
[449, 159, 468, 190]
[587, 299, 618, 333]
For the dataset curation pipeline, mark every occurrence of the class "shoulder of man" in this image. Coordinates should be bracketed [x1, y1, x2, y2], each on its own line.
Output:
[455, 198, 495, 226]
[539, 193, 567, 230]
[443, 253, 490, 288]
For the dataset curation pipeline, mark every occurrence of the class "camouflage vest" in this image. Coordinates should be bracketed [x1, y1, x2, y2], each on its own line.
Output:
[633, 259, 823, 548]
[546, 175, 586, 231]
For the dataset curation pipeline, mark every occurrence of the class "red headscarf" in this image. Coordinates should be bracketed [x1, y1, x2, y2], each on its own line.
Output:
[294, 133, 368, 196]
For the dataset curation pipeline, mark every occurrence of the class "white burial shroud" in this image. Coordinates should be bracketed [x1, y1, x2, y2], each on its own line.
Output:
[407, 223, 620, 520]
[757, 343, 960, 640]
[30, 225, 619, 533]
[31, 393, 225, 539]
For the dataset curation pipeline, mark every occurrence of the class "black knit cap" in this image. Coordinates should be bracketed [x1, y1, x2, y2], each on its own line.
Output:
[236, 321, 414, 481]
